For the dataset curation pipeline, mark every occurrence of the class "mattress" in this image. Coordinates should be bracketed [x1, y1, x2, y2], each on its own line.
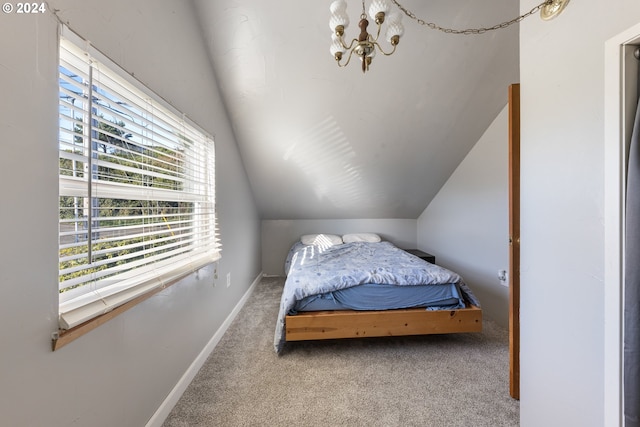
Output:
[290, 282, 464, 312]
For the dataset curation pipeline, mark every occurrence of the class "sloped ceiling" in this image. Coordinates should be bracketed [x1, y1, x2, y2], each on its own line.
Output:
[192, 0, 519, 219]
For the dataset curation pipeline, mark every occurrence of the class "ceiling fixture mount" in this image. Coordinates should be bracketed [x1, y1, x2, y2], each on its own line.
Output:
[329, 0, 404, 74]
[331, 0, 571, 73]
[540, 0, 571, 21]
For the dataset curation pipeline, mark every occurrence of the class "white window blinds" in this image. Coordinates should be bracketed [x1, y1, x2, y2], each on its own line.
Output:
[58, 29, 221, 330]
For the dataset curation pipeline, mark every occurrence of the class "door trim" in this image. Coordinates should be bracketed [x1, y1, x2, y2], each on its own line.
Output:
[508, 83, 521, 400]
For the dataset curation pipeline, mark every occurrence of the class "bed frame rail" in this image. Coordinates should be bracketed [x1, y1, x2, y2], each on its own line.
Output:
[285, 305, 482, 342]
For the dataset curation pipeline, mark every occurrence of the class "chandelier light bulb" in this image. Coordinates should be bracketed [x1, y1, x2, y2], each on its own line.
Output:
[386, 12, 402, 27]
[330, 11, 350, 31]
[385, 13, 404, 43]
[368, 0, 390, 21]
[329, 0, 348, 15]
[330, 34, 346, 58]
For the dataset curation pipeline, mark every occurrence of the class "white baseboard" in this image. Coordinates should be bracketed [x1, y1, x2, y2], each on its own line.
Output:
[146, 272, 263, 427]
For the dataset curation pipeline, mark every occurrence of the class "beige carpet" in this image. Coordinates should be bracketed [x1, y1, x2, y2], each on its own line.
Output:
[163, 276, 519, 426]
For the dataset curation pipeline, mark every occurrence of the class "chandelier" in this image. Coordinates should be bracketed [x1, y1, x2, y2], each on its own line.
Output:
[329, 0, 404, 74]
[330, 0, 571, 74]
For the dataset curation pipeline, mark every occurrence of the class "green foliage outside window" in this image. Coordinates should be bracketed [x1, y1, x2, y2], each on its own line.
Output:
[59, 118, 190, 291]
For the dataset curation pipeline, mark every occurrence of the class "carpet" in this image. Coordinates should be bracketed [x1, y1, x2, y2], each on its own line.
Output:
[163, 276, 519, 426]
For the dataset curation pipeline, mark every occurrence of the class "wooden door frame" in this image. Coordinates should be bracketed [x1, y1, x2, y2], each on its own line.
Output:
[508, 83, 521, 400]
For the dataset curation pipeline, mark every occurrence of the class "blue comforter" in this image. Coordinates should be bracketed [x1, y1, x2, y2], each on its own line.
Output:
[274, 241, 479, 353]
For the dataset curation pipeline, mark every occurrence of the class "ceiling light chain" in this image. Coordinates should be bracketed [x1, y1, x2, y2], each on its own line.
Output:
[389, 0, 570, 35]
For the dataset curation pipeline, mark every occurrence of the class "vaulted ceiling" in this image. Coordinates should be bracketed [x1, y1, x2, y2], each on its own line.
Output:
[192, 0, 519, 219]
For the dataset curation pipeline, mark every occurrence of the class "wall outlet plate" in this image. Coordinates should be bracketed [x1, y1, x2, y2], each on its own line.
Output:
[498, 269, 508, 287]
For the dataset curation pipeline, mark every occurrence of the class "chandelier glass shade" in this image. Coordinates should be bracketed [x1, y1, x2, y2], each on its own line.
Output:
[329, 0, 404, 73]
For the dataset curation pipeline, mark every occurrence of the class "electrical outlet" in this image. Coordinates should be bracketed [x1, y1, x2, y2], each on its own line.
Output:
[226, 272, 231, 288]
[498, 269, 508, 287]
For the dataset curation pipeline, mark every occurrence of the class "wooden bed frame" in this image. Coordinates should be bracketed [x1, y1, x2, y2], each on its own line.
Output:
[285, 303, 482, 342]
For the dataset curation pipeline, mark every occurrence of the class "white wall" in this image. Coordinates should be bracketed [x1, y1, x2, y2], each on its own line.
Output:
[519, 0, 640, 425]
[262, 219, 417, 275]
[0, 1, 260, 426]
[417, 105, 510, 327]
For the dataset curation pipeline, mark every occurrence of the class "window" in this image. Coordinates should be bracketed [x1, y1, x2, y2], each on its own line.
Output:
[57, 29, 220, 337]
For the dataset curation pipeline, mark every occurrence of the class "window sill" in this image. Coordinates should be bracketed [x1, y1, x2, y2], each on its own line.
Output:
[52, 272, 184, 351]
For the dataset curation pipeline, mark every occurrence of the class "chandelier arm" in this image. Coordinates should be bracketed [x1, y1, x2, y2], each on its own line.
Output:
[389, 0, 554, 34]
[338, 36, 359, 51]
[338, 46, 357, 68]
[372, 21, 383, 43]
[372, 41, 397, 57]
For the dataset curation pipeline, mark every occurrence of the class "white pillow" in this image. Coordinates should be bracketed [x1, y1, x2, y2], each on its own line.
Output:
[342, 233, 381, 243]
[300, 234, 343, 246]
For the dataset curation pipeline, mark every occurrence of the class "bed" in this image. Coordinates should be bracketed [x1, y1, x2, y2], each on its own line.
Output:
[274, 233, 482, 353]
